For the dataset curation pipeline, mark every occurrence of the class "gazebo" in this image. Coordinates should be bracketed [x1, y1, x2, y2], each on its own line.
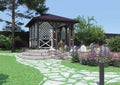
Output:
[26, 14, 77, 49]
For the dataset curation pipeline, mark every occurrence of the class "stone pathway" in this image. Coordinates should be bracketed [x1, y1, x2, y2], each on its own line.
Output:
[15, 56, 120, 85]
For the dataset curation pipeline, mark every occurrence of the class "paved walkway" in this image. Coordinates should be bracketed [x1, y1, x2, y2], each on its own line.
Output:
[15, 55, 120, 85]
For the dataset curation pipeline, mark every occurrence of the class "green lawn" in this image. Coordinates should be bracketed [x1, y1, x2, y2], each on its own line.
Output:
[0, 49, 23, 53]
[0, 55, 43, 85]
[61, 60, 120, 72]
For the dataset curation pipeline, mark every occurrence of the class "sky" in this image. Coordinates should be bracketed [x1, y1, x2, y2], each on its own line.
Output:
[45, 0, 120, 34]
[0, 0, 120, 34]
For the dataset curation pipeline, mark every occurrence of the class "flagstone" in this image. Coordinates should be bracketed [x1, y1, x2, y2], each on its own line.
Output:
[107, 79, 119, 83]
[43, 80, 64, 85]
[76, 82, 87, 85]
[67, 79, 76, 83]
[84, 76, 96, 80]
[44, 73, 60, 76]
[112, 77, 120, 81]
[89, 83, 98, 85]
[71, 74, 84, 78]
[60, 72, 70, 78]
[105, 74, 120, 78]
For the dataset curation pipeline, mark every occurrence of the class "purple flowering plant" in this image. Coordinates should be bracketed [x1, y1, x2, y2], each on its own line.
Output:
[90, 48, 97, 57]
[99, 46, 111, 66]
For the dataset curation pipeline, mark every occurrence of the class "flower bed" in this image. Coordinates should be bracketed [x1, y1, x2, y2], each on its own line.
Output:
[78, 51, 120, 67]
[79, 52, 98, 66]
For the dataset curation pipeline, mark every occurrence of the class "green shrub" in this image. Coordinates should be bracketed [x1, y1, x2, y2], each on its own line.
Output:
[71, 53, 79, 63]
[108, 37, 120, 52]
[87, 59, 98, 66]
[113, 60, 120, 67]
[0, 35, 12, 49]
[104, 61, 110, 67]
[81, 59, 88, 65]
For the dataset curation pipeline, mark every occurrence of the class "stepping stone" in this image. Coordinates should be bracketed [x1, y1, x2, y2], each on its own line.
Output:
[43, 80, 64, 85]
[67, 69, 75, 73]
[84, 77, 96, 80]
[76, 82, 87, 85]
[91, 72, 99, 77]
[53, 77, 66, 81]
[107, 79, 119, 83]
[51, 68, 60, 72]
[105, 74, 119, 78]
[89, 83, 98, 85]
[71, 74, 84, 78]
[67, 79, 76, 83]
[44, 73, 60, 76]
[61, 72, 70, 78]
[65, 84, 73, 85]
[80, 71, 91, 75]
[114, 77, 120, 81]
[105, 72, 117, 75]
[59, 65, 66, 68]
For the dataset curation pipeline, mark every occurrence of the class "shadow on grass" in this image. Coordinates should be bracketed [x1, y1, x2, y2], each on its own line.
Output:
[0, 74, 9, 85]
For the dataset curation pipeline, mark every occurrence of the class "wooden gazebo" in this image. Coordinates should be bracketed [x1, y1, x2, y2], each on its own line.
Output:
[26, 14, 77, 49]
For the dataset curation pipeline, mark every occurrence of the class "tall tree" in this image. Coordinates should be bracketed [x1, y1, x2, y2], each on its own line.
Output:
[0, 0, 48, 52]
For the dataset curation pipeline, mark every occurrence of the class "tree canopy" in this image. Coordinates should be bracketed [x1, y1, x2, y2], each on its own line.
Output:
[74, 16, 105, 45]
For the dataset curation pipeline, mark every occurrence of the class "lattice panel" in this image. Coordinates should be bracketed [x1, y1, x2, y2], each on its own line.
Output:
[39, 22, 53, 40]
[39, 22, 53, 48]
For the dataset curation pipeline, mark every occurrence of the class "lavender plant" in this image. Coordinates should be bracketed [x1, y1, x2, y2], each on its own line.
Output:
[99, 46, 111, 67]
[90, 48, 97, 57]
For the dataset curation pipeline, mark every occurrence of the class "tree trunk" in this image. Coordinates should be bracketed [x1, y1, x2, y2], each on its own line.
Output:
[11, 0, 15, 52]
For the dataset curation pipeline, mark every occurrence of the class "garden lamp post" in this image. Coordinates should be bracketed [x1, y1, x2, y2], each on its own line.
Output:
[99, 53, 104, 85]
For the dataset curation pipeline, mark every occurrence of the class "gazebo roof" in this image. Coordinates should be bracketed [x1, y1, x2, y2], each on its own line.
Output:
[26, 14, 77, 27]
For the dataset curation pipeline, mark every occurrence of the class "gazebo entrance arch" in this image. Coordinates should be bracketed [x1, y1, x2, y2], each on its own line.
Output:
[26, 14, 77, 49]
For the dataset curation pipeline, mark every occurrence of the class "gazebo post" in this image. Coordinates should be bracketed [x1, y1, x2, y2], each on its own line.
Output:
[65, 27, 68, 45]
[68, 26, 72, 48]
[51, 28, 54, 48]
[31, 28, 32, 48]
[57, 28, 61, 42]
[37, 23, 39, 49]
[29, 27, 32, 48]
[33, 24, 35, 48]
[71, 25, 74, 47]
[55, 28, 58, 49]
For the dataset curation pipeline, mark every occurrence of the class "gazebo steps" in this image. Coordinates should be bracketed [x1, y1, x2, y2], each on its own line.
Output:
[17, 49, 72, 60]
[17, 49, 57, 60]
[22, 52, 49, 56]
[17, 54, 53, 60]
[26, 49, 48, 53]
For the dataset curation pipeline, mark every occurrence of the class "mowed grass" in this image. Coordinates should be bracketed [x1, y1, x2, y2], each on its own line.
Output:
[61, 60, 120, 72]
[0, 49, 23, 53]
[0, 55, 43, 85]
